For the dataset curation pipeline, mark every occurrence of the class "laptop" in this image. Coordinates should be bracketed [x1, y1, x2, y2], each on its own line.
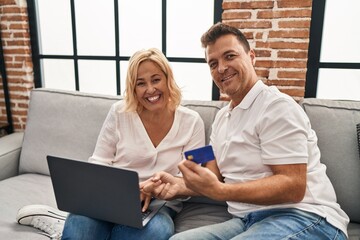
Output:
[47, 155, 166, 229]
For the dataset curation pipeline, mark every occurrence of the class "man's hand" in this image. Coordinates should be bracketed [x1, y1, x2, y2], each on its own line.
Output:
[178, 159, 223, 200]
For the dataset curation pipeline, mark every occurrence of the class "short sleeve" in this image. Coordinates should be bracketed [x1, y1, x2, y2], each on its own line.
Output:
[258, 99, 309, 165]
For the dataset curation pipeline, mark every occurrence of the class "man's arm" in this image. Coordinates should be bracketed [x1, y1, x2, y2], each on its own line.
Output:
[179, 160, 307, 204]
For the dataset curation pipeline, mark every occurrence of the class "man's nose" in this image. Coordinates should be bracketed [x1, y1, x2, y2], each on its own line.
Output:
[218, 62, 228, 73]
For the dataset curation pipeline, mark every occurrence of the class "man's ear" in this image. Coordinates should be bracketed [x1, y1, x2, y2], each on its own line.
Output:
[249, 49, 256, 66]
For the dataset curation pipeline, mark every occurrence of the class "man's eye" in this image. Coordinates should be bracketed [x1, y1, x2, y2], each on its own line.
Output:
[226, 54, 235, 59]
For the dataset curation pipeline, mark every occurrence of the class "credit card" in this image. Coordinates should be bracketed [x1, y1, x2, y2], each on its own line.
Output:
[184, 145, 215, 164]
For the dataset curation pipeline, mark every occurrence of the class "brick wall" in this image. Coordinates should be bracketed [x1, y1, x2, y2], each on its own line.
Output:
[222, 0, 312, 101]
[0, 0, 313, 132]
[0, 0, 33, 132]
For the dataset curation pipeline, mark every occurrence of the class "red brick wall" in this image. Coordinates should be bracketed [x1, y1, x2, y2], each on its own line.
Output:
[0, 0, 33, 131]
[0, 0, 313, 132]
[222, 0, 312, 101]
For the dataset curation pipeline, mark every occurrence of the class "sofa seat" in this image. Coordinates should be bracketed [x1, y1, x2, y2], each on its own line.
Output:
[0, 173, 56, 239]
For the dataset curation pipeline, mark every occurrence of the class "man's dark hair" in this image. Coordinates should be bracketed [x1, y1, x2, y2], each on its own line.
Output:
[201, 22, 251, 53]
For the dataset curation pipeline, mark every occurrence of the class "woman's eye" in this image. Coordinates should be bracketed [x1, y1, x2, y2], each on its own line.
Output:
[136, 82, 145, 87]
[209, 62, 217, 69]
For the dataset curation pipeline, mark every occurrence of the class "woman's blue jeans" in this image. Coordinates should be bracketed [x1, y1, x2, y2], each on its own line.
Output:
[170, 208, 347, 240]
[61, 207, 176, 240]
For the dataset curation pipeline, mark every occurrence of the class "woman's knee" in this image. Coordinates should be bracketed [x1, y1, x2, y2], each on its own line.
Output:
[146, 210, 175, 238]
[62, 214, 112, 240]
[110, 212, 175, 240]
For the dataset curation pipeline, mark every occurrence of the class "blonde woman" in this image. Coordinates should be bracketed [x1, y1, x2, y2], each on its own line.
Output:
[61, 48, 205, 240]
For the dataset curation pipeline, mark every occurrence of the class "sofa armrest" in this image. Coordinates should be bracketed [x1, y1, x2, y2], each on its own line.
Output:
[0, 132, 24, 180]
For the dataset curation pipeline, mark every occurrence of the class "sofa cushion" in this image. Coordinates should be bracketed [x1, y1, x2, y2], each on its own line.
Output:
[299, 99, 360, 223]
[19, 89, 121, 175]
[348, 222, 360, 240]
[174, 202, 232, 233]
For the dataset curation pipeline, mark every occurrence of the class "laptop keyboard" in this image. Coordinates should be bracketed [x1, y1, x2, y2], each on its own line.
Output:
[141, 209, 152, 220]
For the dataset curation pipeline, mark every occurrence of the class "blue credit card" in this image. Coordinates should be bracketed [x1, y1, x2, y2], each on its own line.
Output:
[184, 145, 215, 164]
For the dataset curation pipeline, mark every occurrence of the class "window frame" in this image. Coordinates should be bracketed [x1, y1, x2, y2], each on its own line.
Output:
[27, 0, 223, 100]
[0, 32, 13, 134]
[305, 0, 360, 98]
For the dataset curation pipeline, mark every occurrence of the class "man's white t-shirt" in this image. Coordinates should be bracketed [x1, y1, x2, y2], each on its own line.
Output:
[88, 101, 205, 212]
[210, 80, 349, 236]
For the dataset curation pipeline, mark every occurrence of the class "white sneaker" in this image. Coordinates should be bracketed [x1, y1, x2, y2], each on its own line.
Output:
[16, 204, 68, 239]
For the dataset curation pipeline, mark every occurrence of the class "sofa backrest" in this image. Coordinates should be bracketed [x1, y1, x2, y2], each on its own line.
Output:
[19, 88, 228, 176]
[300, 98, 360, 223]
[19, 89, 121, 175]
[182, 100, 228, 145]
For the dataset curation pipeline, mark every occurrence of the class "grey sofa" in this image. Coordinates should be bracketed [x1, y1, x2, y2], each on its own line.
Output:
[0, 88, 359, 239]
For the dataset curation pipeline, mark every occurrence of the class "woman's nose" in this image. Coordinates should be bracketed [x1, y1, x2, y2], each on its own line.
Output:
[147, 86, 156, 93]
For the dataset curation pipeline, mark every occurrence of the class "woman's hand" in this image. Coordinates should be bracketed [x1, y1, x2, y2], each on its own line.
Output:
[141, 172, 186, 200]
[139, 189, 152, 212]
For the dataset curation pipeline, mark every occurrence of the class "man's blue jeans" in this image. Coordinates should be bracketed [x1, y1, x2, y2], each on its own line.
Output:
[61, 207, 176, 240]
[170, 208, 347, 240]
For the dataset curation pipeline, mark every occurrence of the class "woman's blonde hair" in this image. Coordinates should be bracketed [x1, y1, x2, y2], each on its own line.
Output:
[124, 48, 181, 113]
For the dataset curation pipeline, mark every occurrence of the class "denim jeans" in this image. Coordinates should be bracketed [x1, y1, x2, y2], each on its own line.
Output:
[61, 206, 176, 240]
[170, 208, 347, 240]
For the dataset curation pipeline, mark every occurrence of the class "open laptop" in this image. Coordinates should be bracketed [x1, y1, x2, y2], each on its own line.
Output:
[47, 155, 166, 229]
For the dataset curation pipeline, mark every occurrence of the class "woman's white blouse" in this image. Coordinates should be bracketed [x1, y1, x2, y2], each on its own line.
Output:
[89, 101, 205, 182]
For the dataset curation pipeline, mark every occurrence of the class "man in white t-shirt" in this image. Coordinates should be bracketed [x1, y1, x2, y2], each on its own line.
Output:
[143, 23, 349, 239]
